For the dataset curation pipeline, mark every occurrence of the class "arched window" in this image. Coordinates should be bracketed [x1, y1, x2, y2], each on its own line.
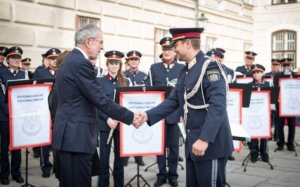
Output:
[272, 30, 297, 67]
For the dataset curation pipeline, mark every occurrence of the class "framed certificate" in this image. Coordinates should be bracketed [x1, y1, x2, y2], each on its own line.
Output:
[279, 78, 300, 117]
[117, 86, 170, 157]
[8, 84, 52, 150]
[243, 91, 272, 139]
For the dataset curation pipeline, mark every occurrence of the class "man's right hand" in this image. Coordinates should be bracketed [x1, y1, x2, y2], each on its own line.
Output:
[132, 111, 148, 128]
[107, 118, 118, 129]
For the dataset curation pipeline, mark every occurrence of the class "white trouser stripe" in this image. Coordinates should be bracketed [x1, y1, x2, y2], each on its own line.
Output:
[211, 159, 218, 187]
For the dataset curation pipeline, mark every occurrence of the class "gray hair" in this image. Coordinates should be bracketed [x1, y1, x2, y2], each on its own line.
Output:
[75, 24, 102, 46]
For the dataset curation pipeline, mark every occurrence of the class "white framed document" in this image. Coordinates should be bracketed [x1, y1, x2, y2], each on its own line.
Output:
[8, 84, 52, 150]
[227, 89, 244, 152]
[243, 91, 272, 139]
[279, 78, 300, 117]
[119, 91, 165, 157]
[236, 77, 253, 84]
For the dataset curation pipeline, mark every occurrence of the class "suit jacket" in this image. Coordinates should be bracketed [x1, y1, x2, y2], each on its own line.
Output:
[146, 51, 233, 161]
[52, 48, 134, 154]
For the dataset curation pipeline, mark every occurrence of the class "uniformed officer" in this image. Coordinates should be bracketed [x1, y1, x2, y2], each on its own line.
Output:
[236, 51, 257, 76]
[0, 46, 8, 72]
[146, 37, 184, 187]
[265, 59, 281, 141]
[139, 28, 234, 187]
[21, 57, 33, 80]
[124, 50, 147, 86]
[248, 64, 271, 162]
[123, 50, 147, 166]
[0, 46, 25, 185]
[32, 48, 61, 178]
[274, 58, 297, 151]
[32, 48, 61, 81]
[265, 59, 281, 78]
[97, 50, 129, 187]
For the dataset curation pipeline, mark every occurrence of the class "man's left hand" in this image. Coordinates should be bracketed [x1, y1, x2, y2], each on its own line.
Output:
[192, 139, 209, 156]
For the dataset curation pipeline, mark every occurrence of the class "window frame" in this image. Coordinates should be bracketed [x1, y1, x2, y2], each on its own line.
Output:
[271, 30, 297, 67]
[76, 15, 101, 31]
[272, 0, 299, 5]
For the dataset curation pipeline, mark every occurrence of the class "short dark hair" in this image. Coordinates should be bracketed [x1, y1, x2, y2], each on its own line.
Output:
[190, 39, 200, 50]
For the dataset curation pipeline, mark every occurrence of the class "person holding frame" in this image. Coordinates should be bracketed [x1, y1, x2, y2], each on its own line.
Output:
[274, 58, 297, 151]
[97, 50, 130, 187]
[0, 46, 25, 185]
[247, 64, 271, 162]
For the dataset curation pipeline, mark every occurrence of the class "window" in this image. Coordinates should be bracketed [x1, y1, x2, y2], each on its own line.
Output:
[272, 30, 297, 67]
[272, 0, 298, 5]
[76, 15, 101, 30]
[154, 28, 169, 63]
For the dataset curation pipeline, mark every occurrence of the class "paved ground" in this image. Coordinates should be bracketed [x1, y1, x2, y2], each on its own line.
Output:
[2, 127, 300, 187]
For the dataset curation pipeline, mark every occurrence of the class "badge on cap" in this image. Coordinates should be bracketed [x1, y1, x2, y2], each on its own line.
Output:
[207, 70, 220, 82]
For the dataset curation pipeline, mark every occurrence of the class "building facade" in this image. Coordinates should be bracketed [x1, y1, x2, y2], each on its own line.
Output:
[253, 0, 300, 71]
[1, 0, 298, 72]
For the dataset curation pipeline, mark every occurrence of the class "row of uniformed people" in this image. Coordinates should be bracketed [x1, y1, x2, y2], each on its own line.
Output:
[207, 47, 298, 159]
[96, 36, 183, 187]
[0, 46, 63, 185]
[234, 51, 298, 153]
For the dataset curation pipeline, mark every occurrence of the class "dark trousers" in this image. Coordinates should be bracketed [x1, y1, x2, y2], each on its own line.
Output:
[157, 123, 180, 180]
[186, 156, 227, 187]
[0, 121, 22, 179]
[277, 117, 296, 147]
[248, 139, 268, 157]
[32, 147, 40, 157]
[98, 130, 124, 187]
[271, 111, 279, 140]
[40, 145, 52, 173]
[57, 150, 93, 187]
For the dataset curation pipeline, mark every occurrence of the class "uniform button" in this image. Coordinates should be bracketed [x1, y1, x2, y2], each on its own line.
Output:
[187, 129, 190, 132]
[186, 71, 188, 74]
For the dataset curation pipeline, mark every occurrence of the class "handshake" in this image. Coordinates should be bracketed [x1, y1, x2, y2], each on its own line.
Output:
[132, 111, 148, 128]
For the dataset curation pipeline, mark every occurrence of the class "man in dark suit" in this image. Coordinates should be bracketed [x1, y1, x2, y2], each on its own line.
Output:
[52, 24, 140, 187]
[139, 28, 233, 187]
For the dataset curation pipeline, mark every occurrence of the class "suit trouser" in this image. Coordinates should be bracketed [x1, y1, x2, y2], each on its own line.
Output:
[0, 121, 22, 179]
[157, 123, 180, 181]
[186, 156, 227, 187]
[57, 150, 93, 187]
[98, 130, 124, 187]
[277, 117, 296, 147]
[40, 145, 53, 173]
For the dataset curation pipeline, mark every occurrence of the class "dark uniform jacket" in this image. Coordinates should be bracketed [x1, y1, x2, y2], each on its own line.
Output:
[52, 48, 134, 154]
[124, 70, 147, 86]
[32, 67, 55, 80]
[146, 61, 185, 124]
[222, 64, 234, 83]
[146, 51, 234, 161]
[0, 68, 25, 122]
[236, 65, 252, 76]
[250, 80, 270, 89]
[97, 75, 130, 131]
